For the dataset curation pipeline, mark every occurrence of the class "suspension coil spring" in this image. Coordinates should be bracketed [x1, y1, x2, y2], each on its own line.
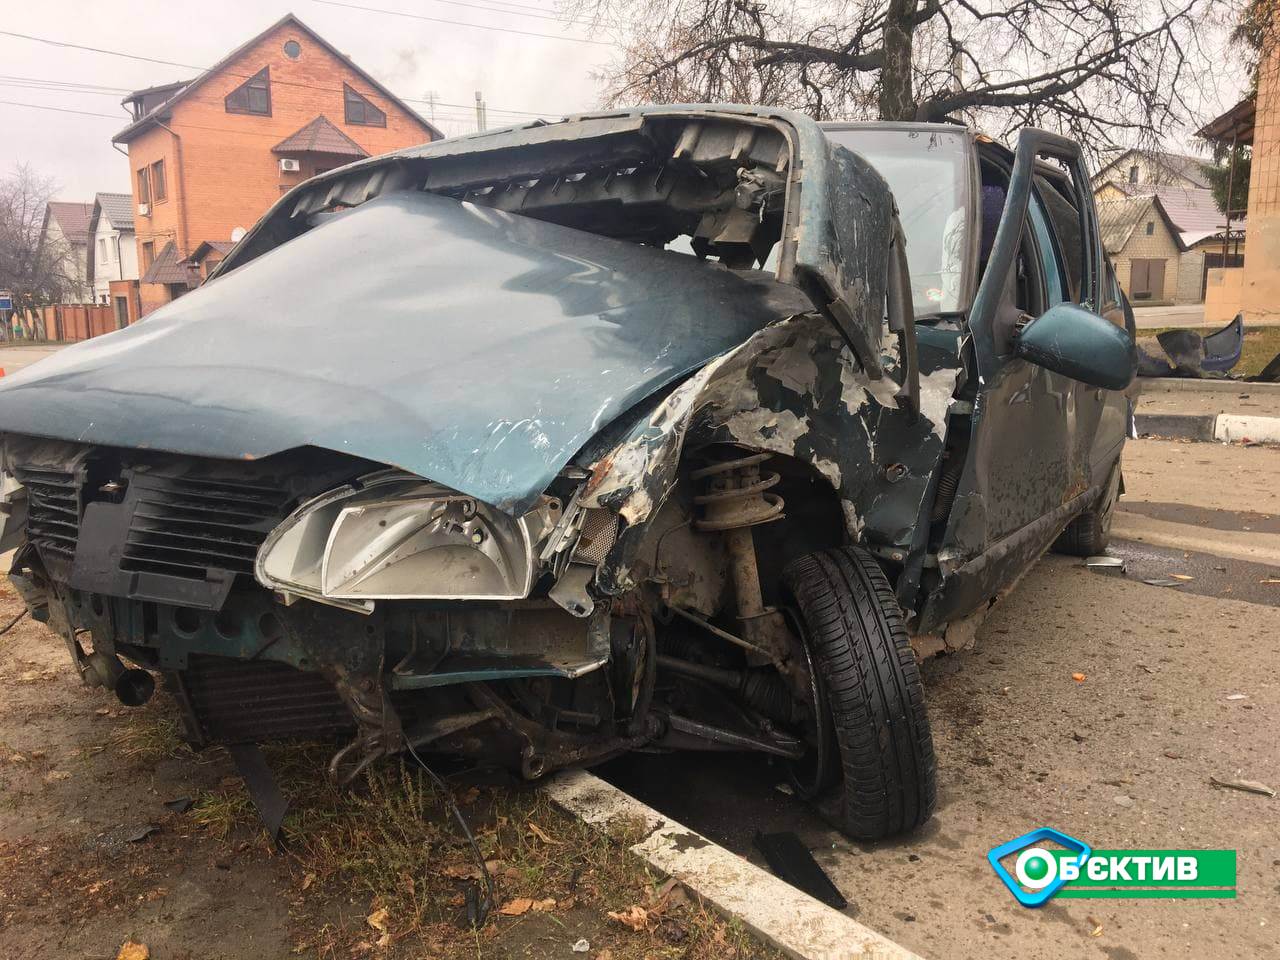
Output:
[691, 450, 785, 532]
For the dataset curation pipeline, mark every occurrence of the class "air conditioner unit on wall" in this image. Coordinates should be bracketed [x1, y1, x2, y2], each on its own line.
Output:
[137, 203, 149, 217]
[279, 158, 301, 173]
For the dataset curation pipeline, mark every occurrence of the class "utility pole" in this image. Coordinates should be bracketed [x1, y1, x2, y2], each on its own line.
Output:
[423, 90, 439, 124]
[474, 90, 487, 132]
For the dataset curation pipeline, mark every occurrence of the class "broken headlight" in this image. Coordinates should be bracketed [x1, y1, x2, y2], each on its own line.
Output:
[255, 471, 558, 605]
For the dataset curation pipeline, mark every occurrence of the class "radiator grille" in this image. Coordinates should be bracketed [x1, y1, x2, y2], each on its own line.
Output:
[16, 466, 79, 561]
[181, 654, 353, 744]
[122, 474, 293, 579]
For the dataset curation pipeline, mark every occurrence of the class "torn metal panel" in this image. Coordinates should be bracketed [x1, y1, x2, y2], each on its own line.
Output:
[0, 192, 808, 517]
[579, 313, 958, 594]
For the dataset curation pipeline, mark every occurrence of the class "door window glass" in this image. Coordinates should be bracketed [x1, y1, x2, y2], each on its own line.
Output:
[1028, 193, 1066, 306]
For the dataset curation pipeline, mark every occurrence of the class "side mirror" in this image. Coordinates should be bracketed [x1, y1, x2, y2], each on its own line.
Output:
[1013, 303, 1134, 391]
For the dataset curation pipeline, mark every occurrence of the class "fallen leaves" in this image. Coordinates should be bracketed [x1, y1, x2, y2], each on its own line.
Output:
[366, 907, 389, 933]
[527, 821, 562, 845]
[115, 943, 149, 960]
[497, 896, 556, 916]
[606, 878, 688, 932]
[607, 904, 653, 931]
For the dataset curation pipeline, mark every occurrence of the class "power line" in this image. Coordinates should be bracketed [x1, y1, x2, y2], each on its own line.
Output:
[0, 32, 571, 119]
[0, 99, 122, 119]
[326, 0, 600, 28]
[311, 0, 612, 45]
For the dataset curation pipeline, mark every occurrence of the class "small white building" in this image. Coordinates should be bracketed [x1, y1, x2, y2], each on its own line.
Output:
[39, 201, 95, 304]
[87, 193, 139, 306]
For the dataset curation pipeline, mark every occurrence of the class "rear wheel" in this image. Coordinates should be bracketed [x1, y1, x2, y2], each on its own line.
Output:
[782, 546, 936, 839]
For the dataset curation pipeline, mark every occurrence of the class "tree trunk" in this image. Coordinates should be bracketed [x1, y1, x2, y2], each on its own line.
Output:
[878, 0, 919, 120]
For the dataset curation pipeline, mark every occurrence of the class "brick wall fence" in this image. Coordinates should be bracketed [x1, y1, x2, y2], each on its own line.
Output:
[9, 304, 121, 342]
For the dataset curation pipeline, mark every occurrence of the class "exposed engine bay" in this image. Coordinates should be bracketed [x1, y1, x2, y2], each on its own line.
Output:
[1, 435, 831, 793]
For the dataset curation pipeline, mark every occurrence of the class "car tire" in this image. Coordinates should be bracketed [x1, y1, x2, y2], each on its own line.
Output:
[782, 546, 936, 840]
[1053, 461, 1121, 557]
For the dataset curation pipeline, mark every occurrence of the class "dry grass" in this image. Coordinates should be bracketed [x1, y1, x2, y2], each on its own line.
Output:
[183, 745, 781, 959]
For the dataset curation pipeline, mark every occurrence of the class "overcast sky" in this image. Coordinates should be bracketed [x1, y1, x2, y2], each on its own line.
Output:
[1, 0, 617, 200]
[1, 1, 1249, 203]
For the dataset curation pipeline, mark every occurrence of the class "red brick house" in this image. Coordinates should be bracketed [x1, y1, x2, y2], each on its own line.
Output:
[112, 13, 442, 315]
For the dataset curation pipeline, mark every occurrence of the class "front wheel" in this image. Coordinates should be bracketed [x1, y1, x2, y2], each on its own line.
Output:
[782, 546, 936, 840]
[1053, 460, 1122, 557]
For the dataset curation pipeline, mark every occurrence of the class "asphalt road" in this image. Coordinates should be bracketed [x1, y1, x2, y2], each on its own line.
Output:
[600, 437, 1280, 959]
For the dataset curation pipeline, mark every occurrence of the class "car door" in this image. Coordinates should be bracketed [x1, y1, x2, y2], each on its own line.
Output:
[919, 130, 1129, 631]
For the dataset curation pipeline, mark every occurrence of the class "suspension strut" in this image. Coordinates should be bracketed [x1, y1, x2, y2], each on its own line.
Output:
[691, 450, 793, 663]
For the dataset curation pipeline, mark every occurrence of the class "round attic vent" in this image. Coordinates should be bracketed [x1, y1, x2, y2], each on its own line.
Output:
[283, 39, 301, 60]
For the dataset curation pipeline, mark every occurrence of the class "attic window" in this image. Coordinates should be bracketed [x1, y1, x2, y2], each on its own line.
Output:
[1128, 165, 1139, 184]
[283, 40, 302, 59]
[343, 83, 386, 127]
[225, 67, 271, 116]
[1145, 221, 1154, 235]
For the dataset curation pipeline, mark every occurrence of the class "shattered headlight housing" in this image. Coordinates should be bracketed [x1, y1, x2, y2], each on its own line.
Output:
[256, 471, 560, 606]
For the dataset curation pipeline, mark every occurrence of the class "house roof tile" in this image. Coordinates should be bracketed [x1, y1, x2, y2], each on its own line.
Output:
[140, 240, 200, 286]
[273, 115, 368, 158]
[45, 201, 94, 244]
[94, 192, 135, 231]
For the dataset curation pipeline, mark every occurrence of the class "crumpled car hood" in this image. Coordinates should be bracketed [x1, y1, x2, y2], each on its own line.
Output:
[0, 191, 807, 514]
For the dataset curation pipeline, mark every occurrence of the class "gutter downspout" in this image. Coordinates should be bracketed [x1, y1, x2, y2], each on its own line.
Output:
[152, 118, 190, 261]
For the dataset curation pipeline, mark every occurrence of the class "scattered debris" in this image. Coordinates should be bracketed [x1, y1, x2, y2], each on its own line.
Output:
[1142, 578, 1181, 587]
[753, 831, 848, 910]
[163, 796, 194, 814]
[43, 769, 71, 783]
[1113, 795, 1135, 808]
[1136, 663, 1156, 674]
[1072, 673, 1087, 683]
[1085, 555, 1126, 575]
[1210, 776, 1276, 798]
[1170, 574, 1194, 582]
[1088, 915, 1104, 937]
[571, 939, 590, 953]
[125, 824, 159, 844]
[115, 943, 149, 960]
[1225, 694, 1247, 701]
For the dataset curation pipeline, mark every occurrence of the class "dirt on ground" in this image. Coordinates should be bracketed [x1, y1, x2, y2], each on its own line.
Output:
[0, 585, 779, 960]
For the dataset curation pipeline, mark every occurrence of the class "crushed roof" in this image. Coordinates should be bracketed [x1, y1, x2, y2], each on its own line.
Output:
[273, 115, 368, 158]
[140, 240, 200, 287]
[45, 201, 95, 243]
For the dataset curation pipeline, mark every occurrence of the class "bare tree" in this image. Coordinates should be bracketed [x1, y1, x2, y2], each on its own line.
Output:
[571, 0, 1228, 152]
[0, 164, 74, 337]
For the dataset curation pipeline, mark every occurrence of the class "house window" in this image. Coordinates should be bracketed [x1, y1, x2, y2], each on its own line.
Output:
[137, 167, 151, 205]
[151, 160, 167, 202]
[98, 237, 110, 263]
[225, 67, 271, 116]
[142, 241, 155, 270]
[1145, 221, 1154, 235]
[283, 39, 301, 59]
[1128, 165, 1139, 183]
[343, 83, 386, 127]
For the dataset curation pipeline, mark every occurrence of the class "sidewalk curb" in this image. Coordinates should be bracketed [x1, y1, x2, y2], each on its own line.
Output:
[1134, 412, 1280, 444]
[542, 770, 923, 960]
[1138, 377, 1280, 396]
